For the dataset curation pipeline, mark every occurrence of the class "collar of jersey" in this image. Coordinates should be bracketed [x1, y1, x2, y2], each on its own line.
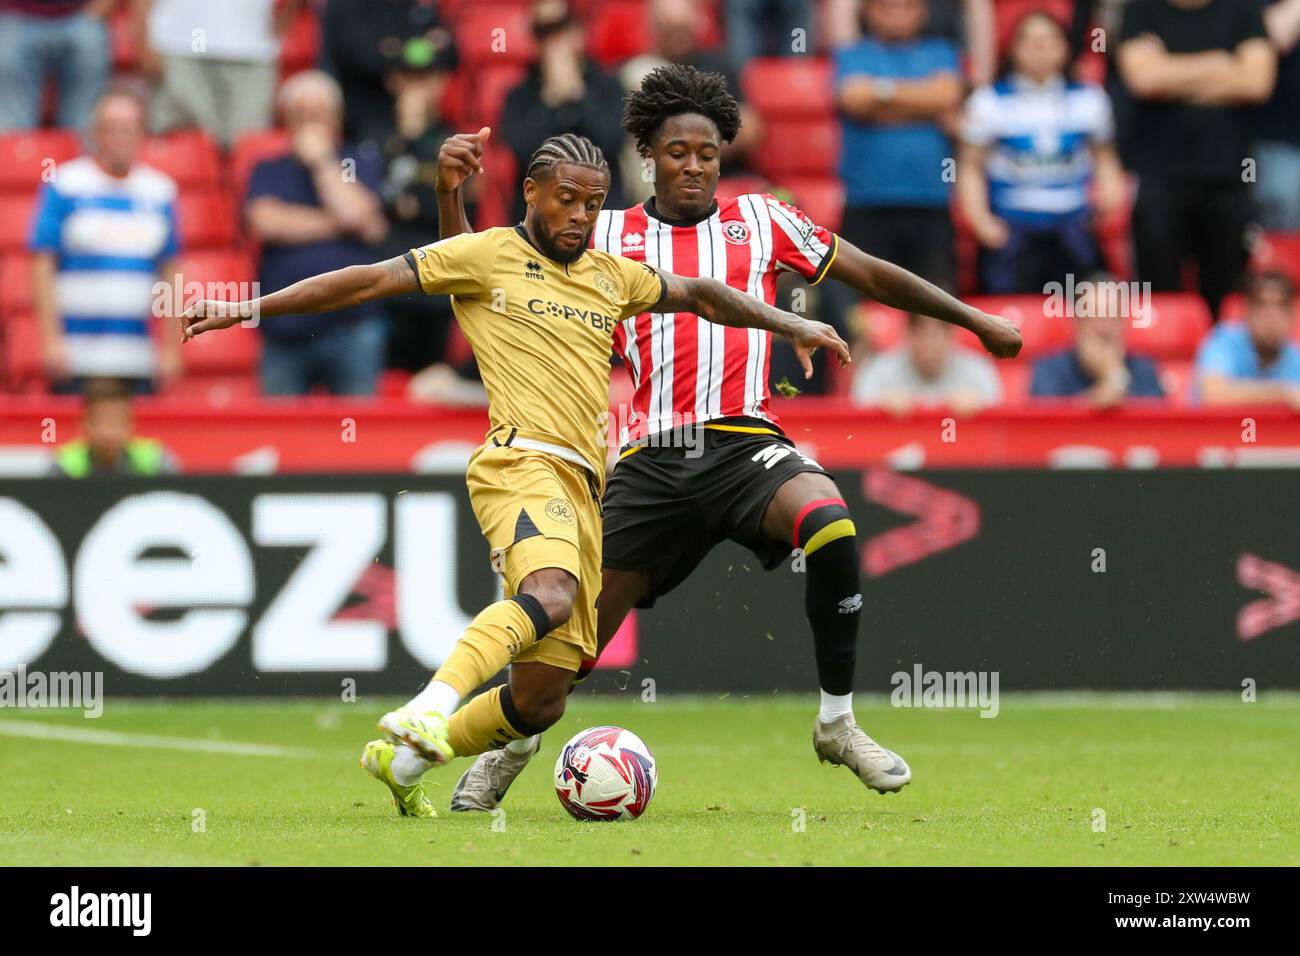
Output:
[644, 196, 719, 229]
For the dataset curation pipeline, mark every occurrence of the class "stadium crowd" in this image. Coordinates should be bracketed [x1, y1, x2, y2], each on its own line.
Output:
[1, 0, 1299, 415]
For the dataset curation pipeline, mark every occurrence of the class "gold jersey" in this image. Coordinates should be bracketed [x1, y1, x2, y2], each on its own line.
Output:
[406, 226, 665, 478]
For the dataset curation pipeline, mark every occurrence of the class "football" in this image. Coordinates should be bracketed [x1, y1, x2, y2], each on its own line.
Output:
[554, 726, 658, 821]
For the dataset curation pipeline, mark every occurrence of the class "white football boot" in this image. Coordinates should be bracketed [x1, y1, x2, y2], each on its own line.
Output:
[449, 737, 542, 812]
[813, 714, 912, 793]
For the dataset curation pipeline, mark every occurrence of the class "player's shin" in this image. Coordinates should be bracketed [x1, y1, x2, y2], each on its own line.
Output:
[448, 684, 548, 757]
[794, 498, 862, 722]
[379, 594, 550, 762]
[432, 593, 551, 704]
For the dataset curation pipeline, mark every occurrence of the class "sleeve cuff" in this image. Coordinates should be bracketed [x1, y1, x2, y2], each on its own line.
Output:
[403, 251, 423, 291]
[808, 234, 839, 286]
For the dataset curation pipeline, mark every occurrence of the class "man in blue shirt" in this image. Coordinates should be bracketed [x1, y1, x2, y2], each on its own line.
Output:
[1031, 271, 1165, 406]
[245, 70, 389, 396]
[834, 0, 963, 291]
[29, 89, 181, 395]
[1197, 270, 1300, 407]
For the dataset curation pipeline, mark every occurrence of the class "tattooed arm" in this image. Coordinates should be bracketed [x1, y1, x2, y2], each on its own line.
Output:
[653, 271, 852, 379]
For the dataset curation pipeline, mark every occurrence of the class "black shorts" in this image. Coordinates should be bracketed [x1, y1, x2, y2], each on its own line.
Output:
[601, 418, 830, 608]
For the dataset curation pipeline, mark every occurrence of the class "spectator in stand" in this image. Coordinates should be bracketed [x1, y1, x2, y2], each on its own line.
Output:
[1254, 0, 1300, 231]
[245, 70, 389, 396]
[1030, 271, 1165, 407]
[1069, 1, 1141, 169]
[826, 0, 996, 85]
[958, 12, 1127, 294]
[322, 0, 459, 148]
[852, 312, 1002, 414]
[620, 0, 763, 200]
[501, 0, 627, 224]
[134, 0, 301, 149]
[1116, 0, 1276, 319]
[50, 377, 179, 477]
[30, 90, 182, 395]
[725, 0, 814, 62]
[1196, 271, 1300, 407]
[835, 0, 964, 292]
[377, 35, 485, 401]
[0, 0, 110, 131]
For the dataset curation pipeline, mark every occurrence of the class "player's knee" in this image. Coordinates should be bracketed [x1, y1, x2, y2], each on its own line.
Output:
[519, 570, 578, 631]
[794, 497, 857, 559]
[511, 681, 568, 730]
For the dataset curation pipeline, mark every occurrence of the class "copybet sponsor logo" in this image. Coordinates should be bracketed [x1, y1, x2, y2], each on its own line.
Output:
[890, 664, 1000, 718]
[50, 886, 151, 936]
[0, 668, 103, 718]
[526, 298, 617, 334]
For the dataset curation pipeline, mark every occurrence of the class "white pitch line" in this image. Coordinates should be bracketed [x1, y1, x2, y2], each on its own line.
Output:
[0, 718, 316, 759]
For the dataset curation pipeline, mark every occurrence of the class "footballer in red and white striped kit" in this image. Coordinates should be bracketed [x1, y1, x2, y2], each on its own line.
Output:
[596, 191, 836, 441]
[434, 65, 1021, 811]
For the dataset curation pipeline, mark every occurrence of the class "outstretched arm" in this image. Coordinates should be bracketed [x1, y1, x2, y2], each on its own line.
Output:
[826, 240, 1022, 358]
[181, 256, 419, 339]
[655, 271, 852, 379]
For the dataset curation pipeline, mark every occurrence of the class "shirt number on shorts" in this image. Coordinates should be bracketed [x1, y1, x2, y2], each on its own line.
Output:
[752, 443, 821, 471]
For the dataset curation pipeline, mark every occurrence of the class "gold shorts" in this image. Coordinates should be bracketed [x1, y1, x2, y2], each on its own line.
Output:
[465, 441, 602, 673]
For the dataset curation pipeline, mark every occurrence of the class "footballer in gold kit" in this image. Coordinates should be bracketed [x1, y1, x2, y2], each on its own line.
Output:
[181, 132, 850, 818]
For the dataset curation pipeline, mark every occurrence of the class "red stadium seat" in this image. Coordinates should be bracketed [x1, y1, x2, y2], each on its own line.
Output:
[466, 64, 527, 129]
[164, 373, 261, 404]
[742, 58, 835, 120]
[1158, 360, 1195, 405]
[0, 255, 34, 318]
[1250, 231, 1300, 282]
[997, 361, 1033, 405]
[230, 129, 292, 199]
[993, 0, 1073, 56]
[474, 144, 518, 229]
[0, 193, 39, 255]
[0, 130, 81, 193]
[854, 302, 908, 352]
[715, 175, 772, 200]
[965, 294, 1072, 359]
[3, 311, 44, 391]
[109, 3, 139, 72]
[176, 189, 239, 250]
[139, 130, 224, 190]
[587, 0, 652, 66]
[1127, 293, 1211, 360]
[783, 177, 844, 234]
[754, 119, 839, 179]
[179, 323, 261, 377]
[456, 5, 536, 65]
[173, 248, 256, 287]
[279, 6, 321, 80]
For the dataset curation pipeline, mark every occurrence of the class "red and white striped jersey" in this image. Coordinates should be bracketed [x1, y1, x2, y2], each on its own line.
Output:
[593, 194, 838, 442]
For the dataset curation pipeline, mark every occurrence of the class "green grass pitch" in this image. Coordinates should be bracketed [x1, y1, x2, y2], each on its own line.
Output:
[1, 693, 1297, 866]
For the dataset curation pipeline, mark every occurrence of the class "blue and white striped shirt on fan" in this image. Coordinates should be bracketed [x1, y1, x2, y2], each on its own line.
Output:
[961, 75, 1114, 226]
[29, 156, 180, 379]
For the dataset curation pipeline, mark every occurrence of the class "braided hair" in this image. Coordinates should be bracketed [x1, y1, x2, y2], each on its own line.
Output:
[623, 64, 741, 154]
[525, 133, 609, 181]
